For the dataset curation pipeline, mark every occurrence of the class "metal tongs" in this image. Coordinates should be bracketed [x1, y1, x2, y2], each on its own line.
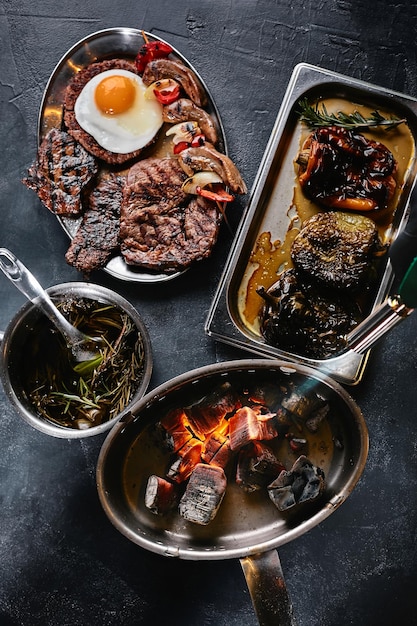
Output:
[346, 203, 417, 354]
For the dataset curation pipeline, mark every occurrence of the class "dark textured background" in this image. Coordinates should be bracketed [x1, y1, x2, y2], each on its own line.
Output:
[1, 1, 417, 624]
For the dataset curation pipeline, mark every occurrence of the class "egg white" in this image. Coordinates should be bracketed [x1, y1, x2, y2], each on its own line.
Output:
[74, 69, 163, 154]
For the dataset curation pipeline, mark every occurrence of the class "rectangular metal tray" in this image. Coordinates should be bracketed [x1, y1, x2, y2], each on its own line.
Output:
[206, 63, 417, 385]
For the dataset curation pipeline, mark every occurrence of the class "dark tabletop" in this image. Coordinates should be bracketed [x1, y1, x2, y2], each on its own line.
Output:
[1, 1, 417, 625]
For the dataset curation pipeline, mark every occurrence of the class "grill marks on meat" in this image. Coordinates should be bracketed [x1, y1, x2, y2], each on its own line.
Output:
[120, 157, 221, 271]
[64, 59, 146, 165]
[23, 128, 97, 217]
[65, 173, 123, 273]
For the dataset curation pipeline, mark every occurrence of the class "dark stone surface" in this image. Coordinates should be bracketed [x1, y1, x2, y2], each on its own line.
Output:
[1, 1, 417, 624]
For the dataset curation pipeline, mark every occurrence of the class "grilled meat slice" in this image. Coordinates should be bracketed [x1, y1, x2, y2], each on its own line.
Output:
[120, 157, 221, 271]
[162, 98, 218, 144]
[257, 268, 362, 359]
[291, 211, 384, 290]
[177, 142, 247, 194]
[142, 58, 206, 107]
[64, 58, 149, 165]
[23, 128, 97, 217]
[179, 463, 227, 525]
[296, 126, 397, 212]
[65, 173, 123, 273]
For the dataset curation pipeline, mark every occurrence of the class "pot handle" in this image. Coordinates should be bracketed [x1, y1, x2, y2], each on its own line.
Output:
[240, 549, 297, 626]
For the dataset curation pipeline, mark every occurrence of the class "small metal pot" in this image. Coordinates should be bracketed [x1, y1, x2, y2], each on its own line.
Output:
[0, 282, 153, 438]
[96, 359, 368, 625]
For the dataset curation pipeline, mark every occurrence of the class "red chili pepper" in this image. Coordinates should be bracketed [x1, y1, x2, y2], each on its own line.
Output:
[196, 186, 234, 203]
[153, 81, 181, 105]
[191, 134, 206, 147]
[173, 141, 190, 154]
[135, 41, 173, 74]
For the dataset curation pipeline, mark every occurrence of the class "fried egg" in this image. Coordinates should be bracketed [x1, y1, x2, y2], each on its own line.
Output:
[74, 69, 163, 154]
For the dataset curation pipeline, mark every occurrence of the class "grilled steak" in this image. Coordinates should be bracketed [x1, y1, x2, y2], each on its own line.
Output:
[120, 157, 221, 271]
[23, 128, 97, 217]
[65, 173, 123, 274]
[64, 58, 149, 165]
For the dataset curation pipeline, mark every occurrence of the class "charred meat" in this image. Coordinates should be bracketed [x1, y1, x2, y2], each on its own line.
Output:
[120, 157, 222, 271]
[177, 142, 248, 194]
[257, 268, 362, 359]
[296, 126, 397, 212]
[291, 211, 384, 290]
[23, 128, 97, 217]
[162, 98, 218, 145]
[142, 57, 207, 107]
[65, 173, 123, 274]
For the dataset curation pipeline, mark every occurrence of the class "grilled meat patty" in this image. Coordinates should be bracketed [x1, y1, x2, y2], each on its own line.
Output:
[120, 157, 221, 271]
[23, 128, 97, 217]
[63, 58, 148, 165]
[65, 173, 124, 274]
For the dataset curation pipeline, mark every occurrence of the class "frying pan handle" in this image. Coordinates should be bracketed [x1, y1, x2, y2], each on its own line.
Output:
[240, 550, 297, 626]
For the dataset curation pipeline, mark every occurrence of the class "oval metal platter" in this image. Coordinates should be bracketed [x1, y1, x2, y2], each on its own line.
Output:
[38, 27, 227, 283]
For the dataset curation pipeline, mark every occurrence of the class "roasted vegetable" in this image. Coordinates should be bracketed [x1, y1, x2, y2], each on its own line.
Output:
[296, 126, 397, 212]
[291, 211, 385, 290]
[257, 268, 362, 359]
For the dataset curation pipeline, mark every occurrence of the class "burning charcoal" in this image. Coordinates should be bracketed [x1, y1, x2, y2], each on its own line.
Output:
[185, 382, 241, 437]
[144, 475, 179, 515]
[236, 441, 285, 493]
[179, 463, 227, 525]
[281, 389, 325, 420]
[201, 422, 233, 469]
[158, 408, 195, 453]
[268, 455, 325, 512]
[229, 406, 278, 451]
[305, 402, 330, 433]
[244, 383, 285, 411]
[166, 440, 203, 483]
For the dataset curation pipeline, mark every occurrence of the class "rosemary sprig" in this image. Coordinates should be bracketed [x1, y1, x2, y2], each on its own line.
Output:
[297, 98, 406, 131]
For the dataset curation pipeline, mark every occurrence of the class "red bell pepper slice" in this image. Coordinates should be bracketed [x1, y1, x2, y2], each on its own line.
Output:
[135, 40, 173, 74]
[196, 186, 234, 203]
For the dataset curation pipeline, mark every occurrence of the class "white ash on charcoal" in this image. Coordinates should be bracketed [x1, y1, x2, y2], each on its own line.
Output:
[268, 455, 325, 512]
[144, 381, 329, 525]
[178, 463, 227, 525]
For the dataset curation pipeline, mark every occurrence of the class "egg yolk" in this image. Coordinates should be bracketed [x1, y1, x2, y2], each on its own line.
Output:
[95, 75, 136, 115]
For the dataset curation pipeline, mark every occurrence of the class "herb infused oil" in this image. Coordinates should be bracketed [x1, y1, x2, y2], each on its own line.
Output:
[20, 297, 145, 430]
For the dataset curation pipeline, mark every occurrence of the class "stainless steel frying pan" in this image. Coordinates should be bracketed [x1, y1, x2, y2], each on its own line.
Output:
[96, 359, 368, 625]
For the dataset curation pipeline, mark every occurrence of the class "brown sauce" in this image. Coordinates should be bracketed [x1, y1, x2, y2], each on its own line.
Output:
[239, 97, 416, 334]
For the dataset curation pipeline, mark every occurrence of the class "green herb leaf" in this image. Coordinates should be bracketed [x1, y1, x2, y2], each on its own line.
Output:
[297, 98, 406, 131]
